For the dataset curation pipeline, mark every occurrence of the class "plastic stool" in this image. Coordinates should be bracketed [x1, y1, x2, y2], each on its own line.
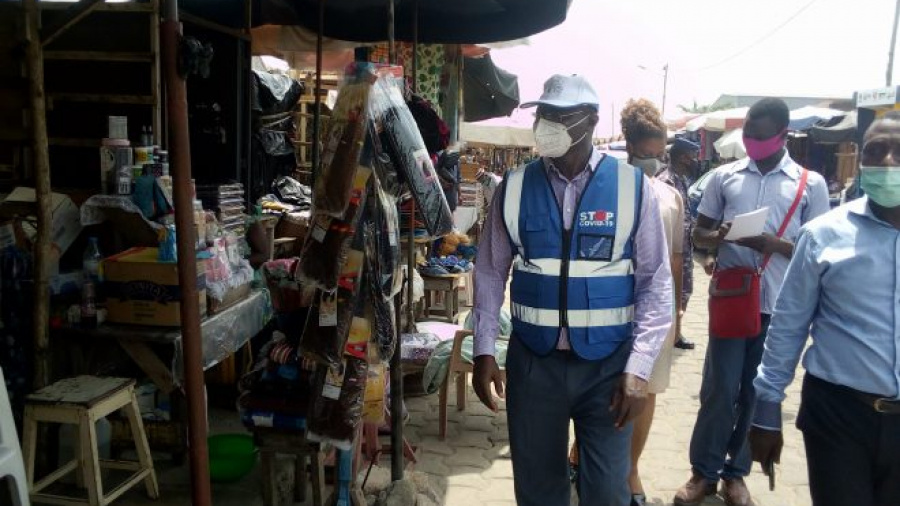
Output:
[0, 368, 29, 506]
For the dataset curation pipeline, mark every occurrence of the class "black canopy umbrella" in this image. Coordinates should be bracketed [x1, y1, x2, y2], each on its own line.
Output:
[809, 111, 858, 144]
[463, 53, 520, 122]
[256, 0, 570, 43]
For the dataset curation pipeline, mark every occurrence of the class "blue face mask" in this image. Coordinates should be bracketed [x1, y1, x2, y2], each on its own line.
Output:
[860, 166, 900, 208]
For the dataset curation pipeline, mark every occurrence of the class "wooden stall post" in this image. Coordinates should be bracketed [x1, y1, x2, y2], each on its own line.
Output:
[160, 0, 211, 503]
[311, 0, 325, 183]
[23, 0, 52, 391]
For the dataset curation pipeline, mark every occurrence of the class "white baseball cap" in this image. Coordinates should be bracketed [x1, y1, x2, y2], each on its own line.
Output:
[520, 74, 600, 110]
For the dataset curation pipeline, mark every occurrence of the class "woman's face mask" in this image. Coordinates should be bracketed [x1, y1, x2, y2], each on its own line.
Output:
[632, 156, 663, 177]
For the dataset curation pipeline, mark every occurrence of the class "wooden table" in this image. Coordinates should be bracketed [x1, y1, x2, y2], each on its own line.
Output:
[51, 290, 272, 459]
[420, 274, 463, 323]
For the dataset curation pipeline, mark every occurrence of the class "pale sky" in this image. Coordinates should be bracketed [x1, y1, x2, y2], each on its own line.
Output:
[488, 0, 899, 137]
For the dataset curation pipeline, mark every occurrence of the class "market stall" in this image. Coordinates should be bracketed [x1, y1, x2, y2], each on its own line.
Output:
[6, 0, 571, 504]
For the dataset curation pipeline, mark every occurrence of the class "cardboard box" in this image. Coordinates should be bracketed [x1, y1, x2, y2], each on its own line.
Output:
[2, 187, 82, 255]
[104, 247, 207, 326]
[207, 281, 251, 315]
[460, 162, 480, 182]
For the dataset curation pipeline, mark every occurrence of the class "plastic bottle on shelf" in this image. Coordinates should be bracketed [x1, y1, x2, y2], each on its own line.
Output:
[83, 237, 103, 285]
[81, 237, 103, 328]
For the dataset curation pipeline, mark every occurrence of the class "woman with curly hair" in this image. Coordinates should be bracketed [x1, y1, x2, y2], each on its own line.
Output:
[575, 99, 683, 506]
[620, 98, 669, 177]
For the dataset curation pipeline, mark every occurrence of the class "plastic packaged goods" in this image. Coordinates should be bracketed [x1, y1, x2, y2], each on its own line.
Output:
[250, 70, 304, 116]
[298, 166, 372, 290]
[312, 76, 372, 218]
[364, 226, 396, 362]
[306, 356, 368, 451]
[368, 176, 402, 298]
[271, 176, 312, 208]
[367, 76, 454, 237]
[362, 361, 386, 425]
[299, 248, 365, 368]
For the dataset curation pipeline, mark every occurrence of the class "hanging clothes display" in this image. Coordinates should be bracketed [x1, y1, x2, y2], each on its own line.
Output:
[370, 43, 446, 109]
[296, 63, 454, 451]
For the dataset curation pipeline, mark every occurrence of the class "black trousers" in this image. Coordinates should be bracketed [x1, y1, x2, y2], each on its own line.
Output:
[798, 374, 900, 506]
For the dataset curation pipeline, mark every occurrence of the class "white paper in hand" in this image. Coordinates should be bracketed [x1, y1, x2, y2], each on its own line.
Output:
[725, 207, 770, 241]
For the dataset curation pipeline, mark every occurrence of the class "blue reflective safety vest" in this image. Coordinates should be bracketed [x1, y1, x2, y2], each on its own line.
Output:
[501, 155, 642, 360]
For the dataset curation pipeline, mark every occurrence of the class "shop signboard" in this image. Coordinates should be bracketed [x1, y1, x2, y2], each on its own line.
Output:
[856, 86, 898, 108]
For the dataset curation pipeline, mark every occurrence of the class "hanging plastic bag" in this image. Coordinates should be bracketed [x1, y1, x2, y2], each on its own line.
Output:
[362, 362, 386, 425]
[368, 75, 454, 237]
[365, 175, 402, 298]
[297, 166, 372, 290]
[299, 248, 365, 368]
[307, 356, 368, 451]
[364, 225, 396, 362]
[311, 70, 373, 218]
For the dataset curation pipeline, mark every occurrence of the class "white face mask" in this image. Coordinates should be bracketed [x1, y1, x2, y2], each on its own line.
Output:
[632, 156, 662, 177]
[534, 116, 589, 158]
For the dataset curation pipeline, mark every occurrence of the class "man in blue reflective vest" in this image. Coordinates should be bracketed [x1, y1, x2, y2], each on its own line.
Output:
[472, 75, 674, 506]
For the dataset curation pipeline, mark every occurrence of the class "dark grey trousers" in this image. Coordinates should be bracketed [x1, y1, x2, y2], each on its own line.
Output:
[506, 337, 632, 506]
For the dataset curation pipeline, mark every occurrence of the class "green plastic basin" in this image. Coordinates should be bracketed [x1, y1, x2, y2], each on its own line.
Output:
[208, 433, 258, 483]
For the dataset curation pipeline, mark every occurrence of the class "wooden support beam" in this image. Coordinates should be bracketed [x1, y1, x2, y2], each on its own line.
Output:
[179, 11, 249, 41]
[23, 0, 52, 391]
[150, 0, 161, 144]
[40, 0, 105, 48]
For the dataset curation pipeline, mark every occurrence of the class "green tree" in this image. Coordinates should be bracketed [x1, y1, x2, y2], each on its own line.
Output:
[677, 100, 730, 114]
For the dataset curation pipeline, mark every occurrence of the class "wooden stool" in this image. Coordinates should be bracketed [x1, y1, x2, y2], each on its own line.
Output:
[22, 376, 159, 506]
[421, 274, 462, 323]
[252, 429, 326, 506]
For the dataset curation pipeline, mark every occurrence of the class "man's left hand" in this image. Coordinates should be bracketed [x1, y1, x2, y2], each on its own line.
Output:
[736, 233, 785, 256]
[610, 373, 649, 430]
[749, 426, 784, 472]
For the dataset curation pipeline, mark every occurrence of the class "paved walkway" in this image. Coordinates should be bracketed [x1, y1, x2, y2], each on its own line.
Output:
[409, 269, 811, 506]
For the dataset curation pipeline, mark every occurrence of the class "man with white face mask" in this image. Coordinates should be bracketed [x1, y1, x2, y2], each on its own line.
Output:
[749, 112, 900, 506]
[471, 74, 674, 506]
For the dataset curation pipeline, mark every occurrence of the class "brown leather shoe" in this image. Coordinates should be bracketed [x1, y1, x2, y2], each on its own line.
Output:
[673, 473, 717, 506]
[721, 477, 756, 506]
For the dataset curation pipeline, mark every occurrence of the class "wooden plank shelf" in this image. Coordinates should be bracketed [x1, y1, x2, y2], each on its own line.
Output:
[49, 93, 156, 105]
[49, 137, 98, 148]
[40, 2, 155, 13]
[44, 50, 155, 63]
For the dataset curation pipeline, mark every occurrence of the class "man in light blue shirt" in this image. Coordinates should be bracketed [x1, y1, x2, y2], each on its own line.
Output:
[751, 113, 900, 506]
[674, 99, 830, 506]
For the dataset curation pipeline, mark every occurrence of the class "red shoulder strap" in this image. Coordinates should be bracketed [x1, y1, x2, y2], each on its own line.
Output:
[761, 168, 808, 271]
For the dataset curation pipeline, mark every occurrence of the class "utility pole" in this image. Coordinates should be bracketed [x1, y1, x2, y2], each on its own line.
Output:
[889, 0, 900, 86]
[638, 64, 670, 118]
[662, 64, 669, 117]
[610, 102, 615, 139]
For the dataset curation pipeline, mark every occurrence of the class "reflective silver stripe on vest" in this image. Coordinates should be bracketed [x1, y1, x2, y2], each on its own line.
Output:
[503, 166, 527, 258]
[513, 257, 634, 278]
[511, 303, 635, 328]
[613, 159, 637, 260]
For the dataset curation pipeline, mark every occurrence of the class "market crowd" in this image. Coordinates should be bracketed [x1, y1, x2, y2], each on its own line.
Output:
[471, 75, 900, 506]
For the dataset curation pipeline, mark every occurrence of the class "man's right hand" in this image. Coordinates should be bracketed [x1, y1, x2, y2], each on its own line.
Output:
[472, 355, 505, 413]
[714, 222, 732, 245]
[749, 426, 784, 474]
